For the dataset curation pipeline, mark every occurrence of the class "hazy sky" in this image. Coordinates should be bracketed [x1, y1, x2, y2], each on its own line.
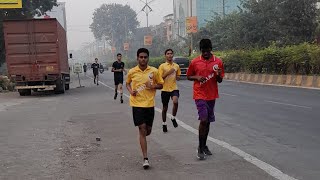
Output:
[63, 0, 173, 50]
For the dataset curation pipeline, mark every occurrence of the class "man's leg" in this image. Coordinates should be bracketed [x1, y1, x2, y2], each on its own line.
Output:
[133, 107, 150, 169]
[96, 75, 99, 85]
[203, 100, 215, 155]
[195, 100, 208, 160]
[94, 74, 96, 84]
[146, 125, 152, 136]
[171, 90, 179, 128]
[119, 83, 124, 103]
[198, 120, 208, 160]
[138, 124, 148, 159]
[202, 122, 212, 155]
[114, 84, 118, 100]
[162, 105, 168, 132]
[161, 92, 170, 133]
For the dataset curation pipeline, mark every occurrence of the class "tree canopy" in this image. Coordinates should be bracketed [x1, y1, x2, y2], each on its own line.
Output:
[194, 0, 319, 50]
[90, 4, 139, 52]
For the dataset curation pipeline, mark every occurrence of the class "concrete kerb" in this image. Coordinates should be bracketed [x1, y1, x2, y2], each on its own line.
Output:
[225, 73, 320, 90]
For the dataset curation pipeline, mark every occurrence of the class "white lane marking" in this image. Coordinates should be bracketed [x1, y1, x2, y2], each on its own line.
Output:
[89, 76, 298, 180]
[221, 93, 238, 97]
[265, 100, 312, 109]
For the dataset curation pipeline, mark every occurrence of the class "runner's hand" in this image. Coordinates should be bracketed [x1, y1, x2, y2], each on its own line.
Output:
[145, 81, 154, 89]
[168, 68, 175, 74]
[131, 90, 138, 96]
[196, 76, 206, 83]
[217, 69, 222, 76]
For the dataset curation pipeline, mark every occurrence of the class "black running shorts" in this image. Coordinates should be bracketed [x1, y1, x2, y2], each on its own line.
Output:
[132, 107, 155, 127]
[114, 74, 123, 85]
[161, 90, 180, 106]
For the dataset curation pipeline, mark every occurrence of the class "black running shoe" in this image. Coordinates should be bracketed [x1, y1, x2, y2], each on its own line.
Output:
[203, 146, 212, 156]
[114, 93, 118, 100]
[120, 99, 123, 104]
[197, 147, 205, 160]
[162, 124, 168, 133]
[171, 118, 178, 128]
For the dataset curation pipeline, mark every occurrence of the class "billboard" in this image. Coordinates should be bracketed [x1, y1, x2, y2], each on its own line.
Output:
[186, 16, 198, 34]
[144, 36, 153, 46]
[112, 47, 116, 53]
[124, 43, 129, 51]
[0, 0, 22, 9]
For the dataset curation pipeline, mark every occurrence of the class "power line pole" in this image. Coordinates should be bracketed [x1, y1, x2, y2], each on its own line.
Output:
[189, 0, 193, 56]
[223, 0, 226, 18]
[140, 0, 155, 28]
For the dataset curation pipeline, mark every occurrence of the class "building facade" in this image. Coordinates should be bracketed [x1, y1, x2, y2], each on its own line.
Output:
[164, 14, 174, 42]
[173, 0, 240, 39]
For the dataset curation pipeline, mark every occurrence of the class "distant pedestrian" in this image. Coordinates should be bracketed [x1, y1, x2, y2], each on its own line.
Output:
[91, 58, 100, 85]
[112, 53, 126, 103]
[83, 63, 87, 76]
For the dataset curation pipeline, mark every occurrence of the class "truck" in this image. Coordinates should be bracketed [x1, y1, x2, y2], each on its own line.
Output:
[3, 18, 70, 96]
[173, 56, 190, 77]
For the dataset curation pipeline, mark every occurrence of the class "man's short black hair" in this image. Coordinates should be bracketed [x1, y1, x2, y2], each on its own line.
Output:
[137, 48, 149, 57]
[164, 49, 174, 55]
[117, 53, 122, 56]
[200, 39, 213, 50]
[95, 58, 98, 60]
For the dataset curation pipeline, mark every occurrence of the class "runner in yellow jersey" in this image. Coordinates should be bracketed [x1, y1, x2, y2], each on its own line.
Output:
[158, 49, 181, 133]
[126, 48, 164, 169]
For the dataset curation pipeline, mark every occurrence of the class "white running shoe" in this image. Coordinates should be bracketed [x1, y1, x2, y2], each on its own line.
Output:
[143, 159, 150, 169]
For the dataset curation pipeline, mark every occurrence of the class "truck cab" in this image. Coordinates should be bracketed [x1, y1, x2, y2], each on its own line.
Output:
[173, 57, 190, 77]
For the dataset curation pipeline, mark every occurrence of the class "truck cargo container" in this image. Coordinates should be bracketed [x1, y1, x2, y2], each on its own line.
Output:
[3, 18, 70, 96]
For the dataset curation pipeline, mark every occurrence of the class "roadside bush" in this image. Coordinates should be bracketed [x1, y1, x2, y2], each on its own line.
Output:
[222, 43, 320, 75]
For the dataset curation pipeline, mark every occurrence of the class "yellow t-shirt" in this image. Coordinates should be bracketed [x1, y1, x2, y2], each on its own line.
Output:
[126, 65, 164, 107]
[158, 62, 181, 92]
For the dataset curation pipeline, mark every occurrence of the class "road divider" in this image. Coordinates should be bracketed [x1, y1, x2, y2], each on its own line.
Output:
[225, 73, 320, 90]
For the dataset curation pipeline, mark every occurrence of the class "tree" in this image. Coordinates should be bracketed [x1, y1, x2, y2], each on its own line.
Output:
[90, 4, 139, 52]
[0, 0, 57, 65]
[241, 0, 318, 46]
[201, 0, 319, 50]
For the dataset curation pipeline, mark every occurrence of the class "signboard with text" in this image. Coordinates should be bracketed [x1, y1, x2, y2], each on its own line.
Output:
[124, 43, 129, 51]
[144, 36, 153, 46]
[73, 63, 82, 74]
[0, 0, 22, 9]
[186, 16, 198, 34]
[112, 47, 116, 53]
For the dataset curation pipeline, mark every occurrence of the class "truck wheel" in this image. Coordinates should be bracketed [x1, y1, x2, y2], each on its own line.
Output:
[54, 78, 66, 94]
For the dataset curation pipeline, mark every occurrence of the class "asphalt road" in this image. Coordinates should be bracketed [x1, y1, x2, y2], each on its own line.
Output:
[97, 70, 320, 180]
[0, 74, 275, 180]
[0, 70, 319, 180]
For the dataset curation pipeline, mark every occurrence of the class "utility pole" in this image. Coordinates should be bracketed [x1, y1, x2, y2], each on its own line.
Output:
[223, 0, 226, 18]
[140, 0, 155, 28]
[189, 0, 193, 56]
[125, 15, 128, 58]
